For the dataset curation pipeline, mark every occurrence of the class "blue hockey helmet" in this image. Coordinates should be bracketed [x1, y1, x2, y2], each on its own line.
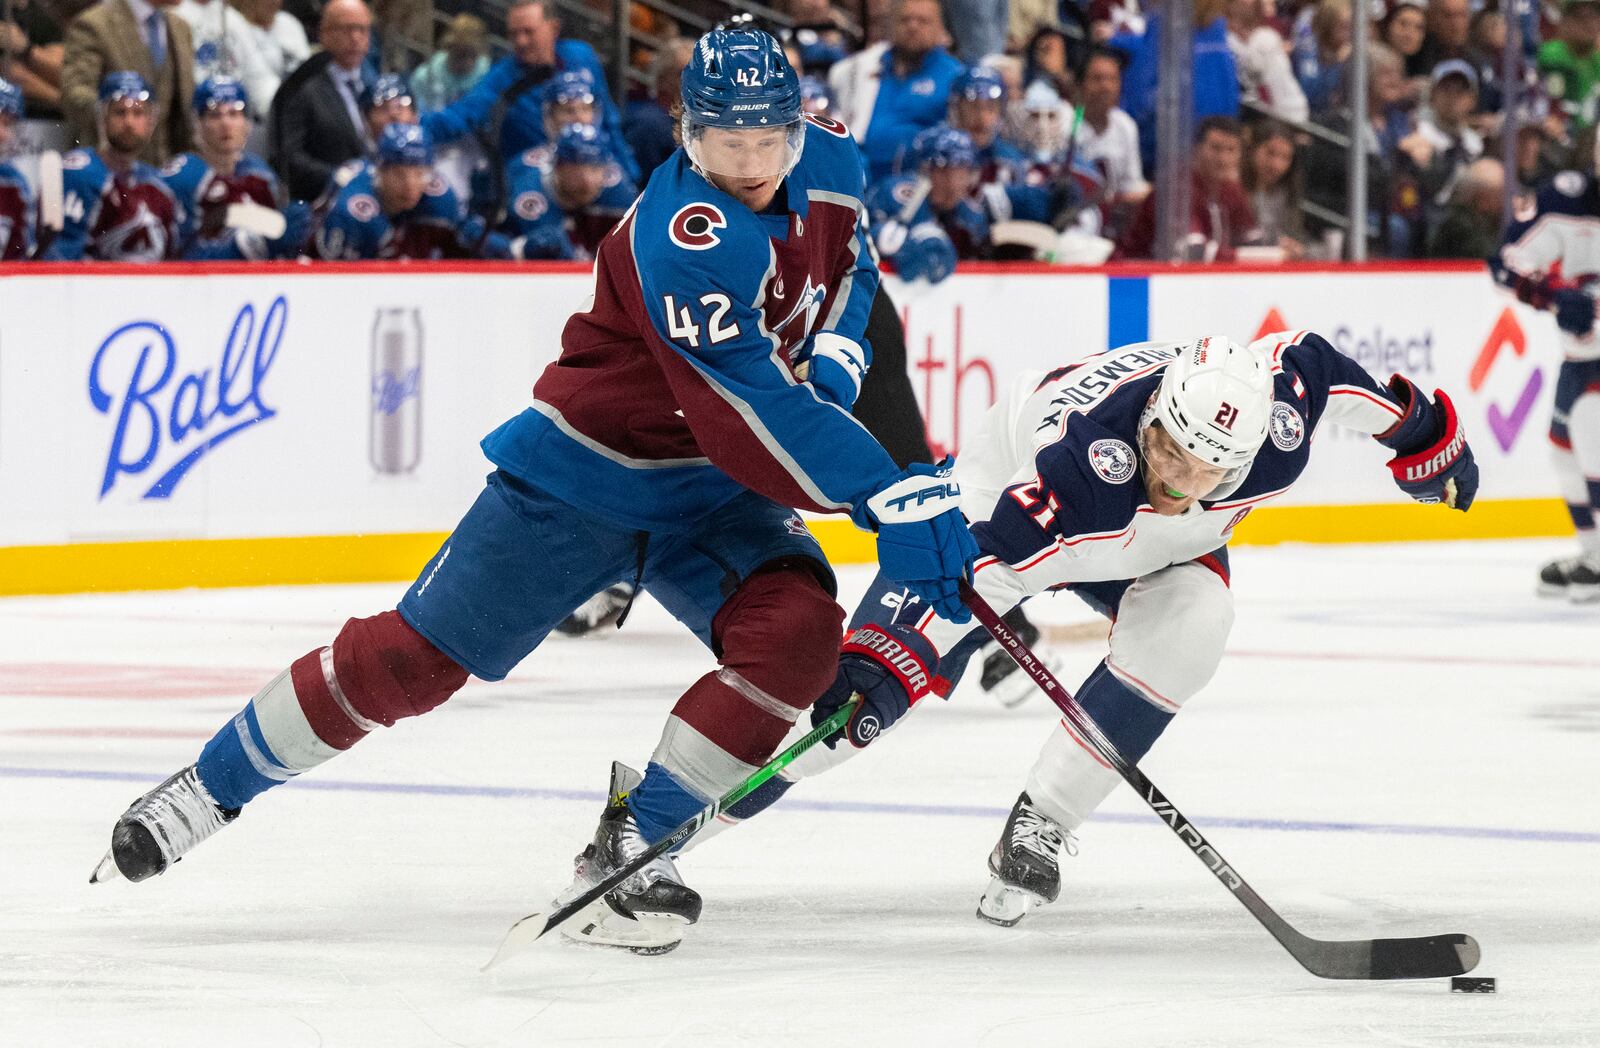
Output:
[545, 70, 597, 110]
[910, 125, 979, 171]
[680, 29, 805, 181]
[193, 75, 249, 114]
[376, 122, 434, 167]
[99, 70, 153, 107]
[951, 65, 1007, 103]
[554, 122, 610, 167]
[0, 77, 22, 120]
[361, 73, 413, 113]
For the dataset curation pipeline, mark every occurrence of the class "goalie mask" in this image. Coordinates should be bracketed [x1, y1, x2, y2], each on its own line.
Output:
[1138, 335, 1273, 501]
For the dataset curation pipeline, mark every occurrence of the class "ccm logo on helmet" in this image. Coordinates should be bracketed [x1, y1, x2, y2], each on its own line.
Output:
[669, 203, 728, 250]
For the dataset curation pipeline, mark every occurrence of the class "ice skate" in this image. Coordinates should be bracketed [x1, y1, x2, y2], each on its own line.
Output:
[89, 766, 239, 884]
[976, 792, 1077, 927]
[1538, 554, 1600, 603]
[975, 609, 1045, 709]
[554, 763, 702, 954]
[554, 584, 636, 637]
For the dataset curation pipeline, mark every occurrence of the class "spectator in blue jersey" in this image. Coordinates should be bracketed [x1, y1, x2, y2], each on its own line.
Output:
[622, 35, 694, 185]
[504, 122, 635, 260]
[162, 76, 306, 259]
[852, 0, 964, 181]
[43, 71, 180, 261]
[0, 77, 34, 260]
[420, 0, 639, 181]
[944, 65, 1026, 188]
[410, 13, 489, 113]
[1111, 0, 1240, 171]
[311, 122, 504, 260]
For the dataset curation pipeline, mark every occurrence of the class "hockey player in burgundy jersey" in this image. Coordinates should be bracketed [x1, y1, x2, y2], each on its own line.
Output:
[91, 29, 976, 955]
[1492, 170, 1600, 601]
[0, 78, 32, 261]
[700, 330, 1479, 925]
[41, 72, 179, 262]
[503, 121, 636, 260]
[161, 77, 305, 261]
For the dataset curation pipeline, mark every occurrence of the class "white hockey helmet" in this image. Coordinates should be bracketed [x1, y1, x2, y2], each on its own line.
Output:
[1142, 335, 1273, 493]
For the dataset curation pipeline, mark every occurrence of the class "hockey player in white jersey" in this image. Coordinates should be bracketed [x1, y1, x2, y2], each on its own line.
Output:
[708, 330, 1478, 926]
[1493, 170, 1600, 601]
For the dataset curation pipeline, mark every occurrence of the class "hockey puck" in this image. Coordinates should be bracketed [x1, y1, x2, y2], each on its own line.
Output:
[1450, 977, 1496, 993]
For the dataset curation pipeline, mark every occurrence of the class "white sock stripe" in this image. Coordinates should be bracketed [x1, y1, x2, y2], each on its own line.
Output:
[648, 716, 759, 801]
[233, 711, 293, 783]
[321, 646, 381, 733]
[251, 667, 342, 772]
[716, 668, 803, 723]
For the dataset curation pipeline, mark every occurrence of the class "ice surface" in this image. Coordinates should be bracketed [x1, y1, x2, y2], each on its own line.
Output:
[1, 540, 1596, 1047]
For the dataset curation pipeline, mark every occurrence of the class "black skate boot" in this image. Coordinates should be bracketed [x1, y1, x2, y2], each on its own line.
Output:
[977, 609, 1043, 709]
[554, 762, 702, 954]
[89, 766, 239, 883]
[976, 791, 1078, 927]
[1539, 554, 1600, 602]
[554, 584, 636, 637]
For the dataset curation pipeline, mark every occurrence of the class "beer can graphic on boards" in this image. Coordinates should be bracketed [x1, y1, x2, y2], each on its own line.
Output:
[371, 307, 422, 474]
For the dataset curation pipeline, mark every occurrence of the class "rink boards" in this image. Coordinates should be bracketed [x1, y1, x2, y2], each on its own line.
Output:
[0, 260, 1571, 594]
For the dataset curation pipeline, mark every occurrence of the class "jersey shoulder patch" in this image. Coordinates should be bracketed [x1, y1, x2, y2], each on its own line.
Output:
[1085, 437, 1137, 484]
[805, 112, 852, 139]
[666, 201, 729, 250]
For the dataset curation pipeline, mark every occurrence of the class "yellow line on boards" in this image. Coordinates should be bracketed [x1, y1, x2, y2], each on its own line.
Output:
[0, 498, 1572, 596]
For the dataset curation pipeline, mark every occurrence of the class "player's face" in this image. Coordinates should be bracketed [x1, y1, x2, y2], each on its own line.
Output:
[951, 98, 1001, 147]
[1139, 422, 1230, 515]
[376, 163, 430, 214]
[200, 104, 250, 155]
[367, 99, 419, 140]
[694, 125, 792, 211]
[103, 98, 156, 156]
[927, 164, 976, 210]
[554, 161, 607, 207]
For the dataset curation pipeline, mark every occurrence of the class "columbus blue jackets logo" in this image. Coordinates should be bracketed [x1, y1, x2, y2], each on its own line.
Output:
[669, 203, 726, 250]
[1269, 401, 1304, 451]
[1087, 438, 1136, 484]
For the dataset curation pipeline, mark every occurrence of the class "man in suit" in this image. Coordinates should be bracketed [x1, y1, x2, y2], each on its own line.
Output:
[273, 0, 371, 200]
[60, 0, 195, 164]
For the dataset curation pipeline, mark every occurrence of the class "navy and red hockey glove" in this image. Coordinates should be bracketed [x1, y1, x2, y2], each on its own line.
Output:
[1553, 288, 1597, 338]
[854, 457, 979, 623]
[1375, 375, 1478, 511]
[813, 622, 941, 749]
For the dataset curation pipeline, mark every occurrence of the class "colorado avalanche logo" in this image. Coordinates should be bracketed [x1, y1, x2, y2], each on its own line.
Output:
[1087, 438, 1136, 484]
[669, 202, 726, 251]
[805, 113, 850, 138]
[514, 190, 548, 221]
[347, 194, 379, 222]
[1269, 401, 1304, 451]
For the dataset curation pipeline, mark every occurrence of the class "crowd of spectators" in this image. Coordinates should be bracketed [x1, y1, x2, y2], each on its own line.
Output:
[0, 0, 1594, 266]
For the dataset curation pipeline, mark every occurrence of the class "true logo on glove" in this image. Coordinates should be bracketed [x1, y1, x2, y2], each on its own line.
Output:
[883, 482, 959, 514]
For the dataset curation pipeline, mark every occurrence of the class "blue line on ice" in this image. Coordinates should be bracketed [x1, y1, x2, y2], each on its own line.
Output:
[8, 763, 1598, 845]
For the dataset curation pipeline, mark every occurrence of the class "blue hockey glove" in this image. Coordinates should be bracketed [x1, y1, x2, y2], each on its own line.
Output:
[1376, 375, 1478, 511]
[1553, 287, 1597, 337]
[812, 622, 940, 748]
[894, 221, 957, 284]
[802, 331, 871, 408]
[854, 457, 978, 622]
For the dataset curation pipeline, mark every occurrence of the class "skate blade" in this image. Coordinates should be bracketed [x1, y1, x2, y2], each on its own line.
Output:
[88, 850, 122, 885]
[1537, 583, 1568, 598]
[1568, 587, 1600, 604]
[975, 877, 1038, 928]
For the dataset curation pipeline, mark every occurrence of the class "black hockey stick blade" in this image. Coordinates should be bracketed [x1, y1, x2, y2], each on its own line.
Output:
[484, 698, 859, 971]
[959, 580, 1481, 981]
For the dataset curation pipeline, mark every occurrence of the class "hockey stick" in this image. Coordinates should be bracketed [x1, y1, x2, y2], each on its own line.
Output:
[483, 695, 862, 970]
[960, 581, 1480, 981]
